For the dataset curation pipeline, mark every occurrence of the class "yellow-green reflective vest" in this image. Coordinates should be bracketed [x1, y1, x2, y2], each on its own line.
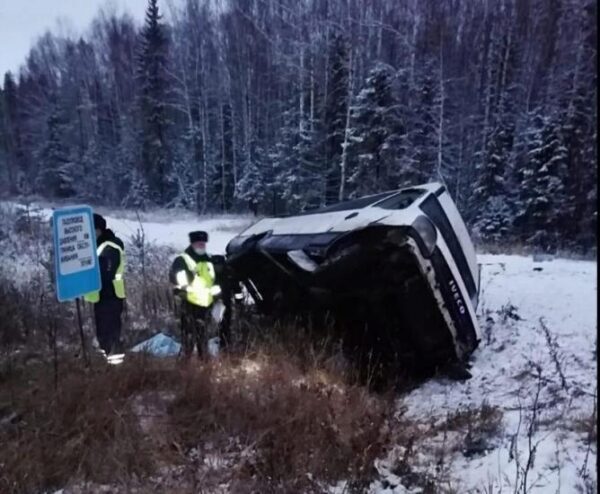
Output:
[178, 253, 216, 307]
[83, 241, 126, 303]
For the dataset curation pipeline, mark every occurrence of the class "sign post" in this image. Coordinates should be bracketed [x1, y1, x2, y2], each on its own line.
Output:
[52, 206, 100, 364]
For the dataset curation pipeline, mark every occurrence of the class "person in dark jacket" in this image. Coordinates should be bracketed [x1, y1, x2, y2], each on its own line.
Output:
[84, 213, 126, 356]
[169, 231, 221, 357]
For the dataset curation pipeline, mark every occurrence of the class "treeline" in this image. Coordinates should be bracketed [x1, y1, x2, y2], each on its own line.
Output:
[0, 0, 596, 249]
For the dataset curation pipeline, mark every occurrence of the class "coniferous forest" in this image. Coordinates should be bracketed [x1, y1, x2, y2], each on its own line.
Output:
[0, 0, 596, 250]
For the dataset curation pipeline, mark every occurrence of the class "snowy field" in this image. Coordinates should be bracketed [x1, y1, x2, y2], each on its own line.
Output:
[2, 203, 596, 492]
[371, 255, 597, 493]
[62, 205, 253, 254]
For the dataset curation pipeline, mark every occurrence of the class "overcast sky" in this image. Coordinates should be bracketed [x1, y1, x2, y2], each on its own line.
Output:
[0, 0, 153, 78]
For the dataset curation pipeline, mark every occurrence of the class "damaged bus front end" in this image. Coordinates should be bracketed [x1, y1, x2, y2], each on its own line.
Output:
[226, 183, 481, 378]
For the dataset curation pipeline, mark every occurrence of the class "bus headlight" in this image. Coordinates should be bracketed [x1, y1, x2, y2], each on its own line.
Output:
[412, 215, 437, 257]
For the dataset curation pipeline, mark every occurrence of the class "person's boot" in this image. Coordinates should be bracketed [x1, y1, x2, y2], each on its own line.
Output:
[112, 339, 124, 355]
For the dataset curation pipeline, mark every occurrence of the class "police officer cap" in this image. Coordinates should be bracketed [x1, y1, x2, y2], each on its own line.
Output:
[93, 213, 107, 231]
[189, 231, 208, 243]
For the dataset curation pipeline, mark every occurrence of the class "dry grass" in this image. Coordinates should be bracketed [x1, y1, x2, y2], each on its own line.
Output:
[439, 402, 503, 436]
[0, 350, 394, 493]
[571, 410, 598, 444]
[378, 402, 504, 493]
[170, 354, 392, 492]
[0, 356, 178, 493]
[123, 239, 179, 342]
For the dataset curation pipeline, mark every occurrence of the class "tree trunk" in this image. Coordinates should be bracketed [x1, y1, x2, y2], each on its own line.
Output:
[339, 49, 353, 201]
[437, 35, 445, 184]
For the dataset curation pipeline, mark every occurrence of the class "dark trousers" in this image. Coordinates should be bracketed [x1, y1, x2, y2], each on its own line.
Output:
[180, 301, 209, 357]
[94, 298, 124, 355]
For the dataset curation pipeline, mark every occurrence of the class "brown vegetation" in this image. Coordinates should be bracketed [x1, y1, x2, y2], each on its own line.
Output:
[0, 350, 396, 493]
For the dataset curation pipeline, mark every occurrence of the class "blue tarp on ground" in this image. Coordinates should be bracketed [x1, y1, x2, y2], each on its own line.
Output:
[131, 332, 181, 357]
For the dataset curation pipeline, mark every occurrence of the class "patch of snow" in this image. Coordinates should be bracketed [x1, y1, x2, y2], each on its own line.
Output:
[375, 254, 597, 493]
[5, 201, 254, 254]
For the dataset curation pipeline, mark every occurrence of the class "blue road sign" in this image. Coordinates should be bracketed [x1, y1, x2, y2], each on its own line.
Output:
[52, 206, 100, 302]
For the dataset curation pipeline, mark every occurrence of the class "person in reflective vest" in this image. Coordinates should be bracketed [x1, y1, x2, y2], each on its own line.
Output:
[169, 230, 221, 357]
[83, 213, 126, 356]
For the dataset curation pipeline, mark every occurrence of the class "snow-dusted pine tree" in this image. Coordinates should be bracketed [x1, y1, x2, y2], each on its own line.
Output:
[236, 161, 264, 216]
[347, 63, 406, 198]
[471, 82, 517, 242]
[515, 112, 568, 249]
[167, 153, 196, 209]
[77, 137, 104, 203]
[137, 0, 171, 204]
[471, 124, 514, 242]
[1, 72, 23, 195]
[35, 100, 76, 198]
[123, 167, 151, 210]
[275, 104, 324, 213]
[406, 59, 438, 186]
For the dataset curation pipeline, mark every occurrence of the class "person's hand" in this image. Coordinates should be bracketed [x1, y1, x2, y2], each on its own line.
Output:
[173, 287, 186, 298]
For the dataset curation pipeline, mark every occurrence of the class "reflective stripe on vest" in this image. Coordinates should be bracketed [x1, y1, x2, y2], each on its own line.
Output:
[83, 241, 126, 303]
[178, 253, 216, 307]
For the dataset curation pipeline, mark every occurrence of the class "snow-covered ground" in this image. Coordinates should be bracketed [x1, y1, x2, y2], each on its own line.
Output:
[99, 212, 250, 254]
[370, 254, 597, 493]
[3, 202, 596, 492]
[37, 204, 253, 253]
